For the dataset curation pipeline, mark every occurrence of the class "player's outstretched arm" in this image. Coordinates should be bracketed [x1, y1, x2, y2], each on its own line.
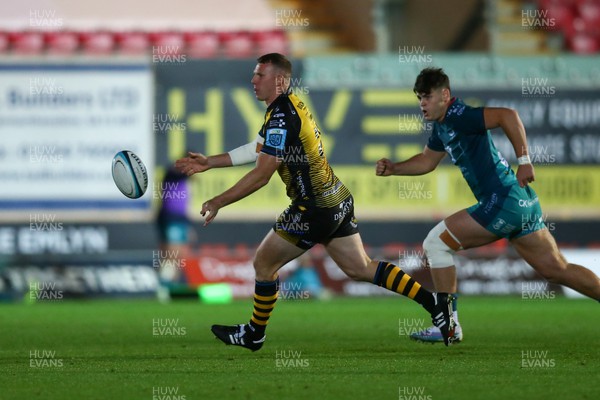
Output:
[484, 107, 535, 187]
[201, 152, 279, 225]
[174, 136, 261, 177]
[174, 151, 232, 176]
[228, 139, 260, 166]
[376, 146, 445, 177]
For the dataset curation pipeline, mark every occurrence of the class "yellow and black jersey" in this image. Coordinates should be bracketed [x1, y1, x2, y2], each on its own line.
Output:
[257, 92, 350, 209]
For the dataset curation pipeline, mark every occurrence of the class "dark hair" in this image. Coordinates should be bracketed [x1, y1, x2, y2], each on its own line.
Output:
[413, 67, 450, 94]
[257, 53, 292, 77]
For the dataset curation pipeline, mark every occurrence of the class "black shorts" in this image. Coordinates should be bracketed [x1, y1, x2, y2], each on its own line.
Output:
[273, 195, 359, 250]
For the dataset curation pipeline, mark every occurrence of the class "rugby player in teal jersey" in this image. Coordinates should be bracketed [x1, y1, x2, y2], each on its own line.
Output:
[376, 67, 600, 344]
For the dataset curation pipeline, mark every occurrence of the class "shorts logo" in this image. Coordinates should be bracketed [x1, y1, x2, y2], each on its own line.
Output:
[518, 197, 539, 207]
[492, 218, 506, 230]
[266, 128, 287, 150]
[492, 218, 516, 234]
[483, 193, 498, 214]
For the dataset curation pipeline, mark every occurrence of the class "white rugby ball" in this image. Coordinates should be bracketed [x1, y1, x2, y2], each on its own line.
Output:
[111, 150, 148, 199]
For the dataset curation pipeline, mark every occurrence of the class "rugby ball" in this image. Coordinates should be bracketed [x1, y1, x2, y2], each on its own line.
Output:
[111, 150, 148, 199]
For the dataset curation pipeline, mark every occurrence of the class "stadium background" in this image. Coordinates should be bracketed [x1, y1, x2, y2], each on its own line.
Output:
[1, 1, 599, 301]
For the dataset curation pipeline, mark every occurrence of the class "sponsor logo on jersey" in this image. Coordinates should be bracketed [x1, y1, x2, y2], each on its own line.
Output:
[322, 181, 343, 197]
[447, 103, 466, 116]
[266, 128, 287, 150]
[498, 151, 509, 168]
[268, 119, 286, 127]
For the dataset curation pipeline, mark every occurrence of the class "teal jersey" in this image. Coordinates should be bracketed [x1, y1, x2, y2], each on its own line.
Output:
[427, 98, 517, 201]
[427, 98, 545, 239]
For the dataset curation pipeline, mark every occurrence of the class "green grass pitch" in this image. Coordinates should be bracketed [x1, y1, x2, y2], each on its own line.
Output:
[0, 296, 598, 400]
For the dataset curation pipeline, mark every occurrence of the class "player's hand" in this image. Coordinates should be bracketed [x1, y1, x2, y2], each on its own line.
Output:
[516, 163, 535, 187]
[375, 158, 394, 176]
[174, 152, 210, 176]
[200, 198, 221, 226]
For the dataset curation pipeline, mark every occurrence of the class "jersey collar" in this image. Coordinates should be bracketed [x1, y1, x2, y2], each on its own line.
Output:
[441, 97, 458, 121]
[266, 89, 291, 112]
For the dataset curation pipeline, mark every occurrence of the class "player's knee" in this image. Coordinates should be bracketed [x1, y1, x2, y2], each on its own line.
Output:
[423, 221, 461, 268]
[252, 257, 278, 281]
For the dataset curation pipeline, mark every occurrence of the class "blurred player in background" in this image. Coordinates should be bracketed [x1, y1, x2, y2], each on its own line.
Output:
[376, 67, 600, 344]
[175, 53, 456, 350]
[156, 165, 193, 289]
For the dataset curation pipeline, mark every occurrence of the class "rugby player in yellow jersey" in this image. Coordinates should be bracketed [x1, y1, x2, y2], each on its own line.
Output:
[175, 53, 455, 350]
